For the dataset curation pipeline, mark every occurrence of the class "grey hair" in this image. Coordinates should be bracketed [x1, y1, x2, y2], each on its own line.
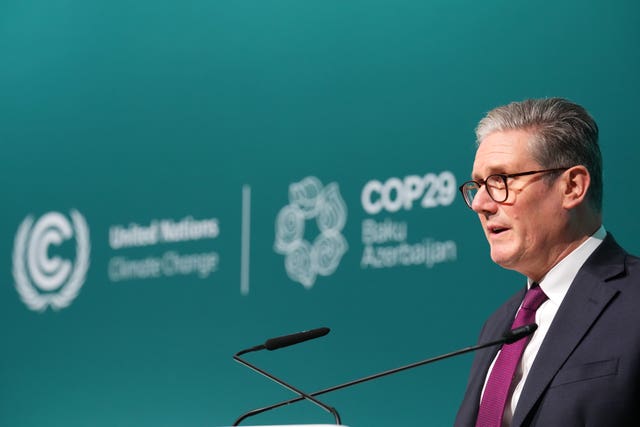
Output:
[475, 98, 602, 212]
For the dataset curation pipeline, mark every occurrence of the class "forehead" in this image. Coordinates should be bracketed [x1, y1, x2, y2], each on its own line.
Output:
[472, 129, 537, 177]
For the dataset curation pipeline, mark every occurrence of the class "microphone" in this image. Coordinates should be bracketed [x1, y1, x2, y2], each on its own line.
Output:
[233, 323, 538, 424]
[265, 327, 331, 351]
[503, 323, 538, 344]
[236, 327, 330, 356]
[233, 327, 339, 426]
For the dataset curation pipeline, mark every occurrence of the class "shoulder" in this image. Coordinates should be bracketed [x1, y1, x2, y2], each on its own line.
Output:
[584, 233, 639, 278]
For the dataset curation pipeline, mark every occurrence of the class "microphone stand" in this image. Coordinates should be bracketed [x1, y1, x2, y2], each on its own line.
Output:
[233, 327, 339, 425]
[233, 324, 537, 425]
[233, 352, 341, 425]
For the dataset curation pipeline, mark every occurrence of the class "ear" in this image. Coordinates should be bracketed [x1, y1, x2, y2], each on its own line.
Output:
[561, 165, 590, 209]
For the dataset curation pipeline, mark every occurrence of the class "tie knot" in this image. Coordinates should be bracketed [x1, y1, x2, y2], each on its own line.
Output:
[521, 284, 548, 311]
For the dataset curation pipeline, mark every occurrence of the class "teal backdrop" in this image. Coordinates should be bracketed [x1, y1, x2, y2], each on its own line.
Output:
[1, 1, 639, 426]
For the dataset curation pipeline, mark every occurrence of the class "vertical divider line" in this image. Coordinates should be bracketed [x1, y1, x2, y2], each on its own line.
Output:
[240, 185, 251, 295]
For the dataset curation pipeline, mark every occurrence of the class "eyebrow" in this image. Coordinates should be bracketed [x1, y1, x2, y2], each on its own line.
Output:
[471, 168, 508, 181]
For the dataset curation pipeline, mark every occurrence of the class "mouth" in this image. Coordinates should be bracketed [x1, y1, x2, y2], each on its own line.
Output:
[488, 225, 510, 235]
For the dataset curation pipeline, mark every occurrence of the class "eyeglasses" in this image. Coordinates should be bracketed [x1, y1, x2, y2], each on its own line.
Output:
[459, 167, 571, 209]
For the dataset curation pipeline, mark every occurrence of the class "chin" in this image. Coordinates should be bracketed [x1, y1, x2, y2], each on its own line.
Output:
[489, 249, 518, 269]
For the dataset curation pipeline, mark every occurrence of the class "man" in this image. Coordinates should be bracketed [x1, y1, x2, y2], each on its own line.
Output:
[454, 98, 640, 426]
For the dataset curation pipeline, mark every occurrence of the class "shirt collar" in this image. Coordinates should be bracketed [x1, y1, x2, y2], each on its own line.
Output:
[527, 225, 606, 306]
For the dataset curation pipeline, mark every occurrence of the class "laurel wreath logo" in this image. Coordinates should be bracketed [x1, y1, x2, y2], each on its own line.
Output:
[12, 210, 91, 312]
[274, 177, 348, 288]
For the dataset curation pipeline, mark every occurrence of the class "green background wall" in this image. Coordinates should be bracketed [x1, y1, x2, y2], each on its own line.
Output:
[1, 1, 638, 426]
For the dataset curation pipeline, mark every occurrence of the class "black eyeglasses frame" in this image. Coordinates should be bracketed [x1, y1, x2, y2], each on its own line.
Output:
[458, 167, 572, 208]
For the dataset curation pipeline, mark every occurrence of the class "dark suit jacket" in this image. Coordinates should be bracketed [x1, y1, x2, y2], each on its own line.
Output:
[455, 233, 640, 426]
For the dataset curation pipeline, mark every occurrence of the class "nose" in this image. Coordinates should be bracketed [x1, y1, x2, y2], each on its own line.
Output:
[471, 185, 498, 214]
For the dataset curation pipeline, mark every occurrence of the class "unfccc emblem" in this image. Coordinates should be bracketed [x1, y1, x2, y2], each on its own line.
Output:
[12, 210, 90, 312]
[274, 177, 348, 289]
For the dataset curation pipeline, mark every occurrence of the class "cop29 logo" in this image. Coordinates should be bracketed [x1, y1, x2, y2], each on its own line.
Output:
[12, 210, 91, 312]
[274, 177, 348, 289]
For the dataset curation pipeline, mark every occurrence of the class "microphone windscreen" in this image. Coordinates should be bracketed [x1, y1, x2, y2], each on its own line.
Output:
[503, 323, 538, 344]
[264, 327, 330, 351]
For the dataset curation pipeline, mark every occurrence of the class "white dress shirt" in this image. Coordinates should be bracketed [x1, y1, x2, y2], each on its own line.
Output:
[481, 225, 607, 426]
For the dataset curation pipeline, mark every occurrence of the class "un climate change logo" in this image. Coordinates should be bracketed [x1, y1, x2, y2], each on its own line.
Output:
[13, 210, 90, 312]
[275, 177, 348, 289]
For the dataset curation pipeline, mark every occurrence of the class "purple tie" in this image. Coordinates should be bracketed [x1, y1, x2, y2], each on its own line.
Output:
[475, 285, 548, 427]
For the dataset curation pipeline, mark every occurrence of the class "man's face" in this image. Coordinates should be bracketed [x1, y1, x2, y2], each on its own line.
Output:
[471, 129, 569, 280]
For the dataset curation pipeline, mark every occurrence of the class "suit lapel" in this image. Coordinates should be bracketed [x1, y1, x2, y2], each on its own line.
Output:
[511, 234, 626, 426]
